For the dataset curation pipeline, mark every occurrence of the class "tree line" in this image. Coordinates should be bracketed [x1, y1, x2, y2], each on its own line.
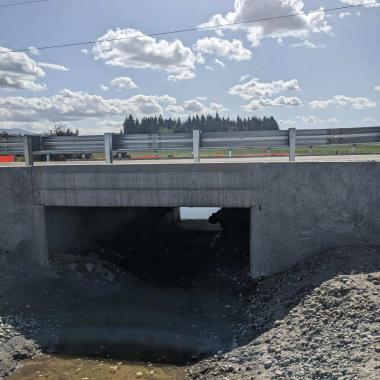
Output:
[123, 113, 279, 134]
[0, 114, 279, 138]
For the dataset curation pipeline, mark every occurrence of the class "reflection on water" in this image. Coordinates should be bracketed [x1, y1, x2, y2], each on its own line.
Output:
[7, 356, 187, 379]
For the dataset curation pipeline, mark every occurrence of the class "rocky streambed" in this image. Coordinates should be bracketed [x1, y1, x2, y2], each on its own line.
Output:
[0, 227, 379, 379]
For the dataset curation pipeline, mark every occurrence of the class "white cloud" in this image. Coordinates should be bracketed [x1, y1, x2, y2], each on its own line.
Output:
[362, 117, 375, 122]
[279, 119, 296, 126]
[92, 28, 197, 81]
[242, 96, 303, 110]
[229, 77, 300, 100]
[297, 115, 341, 124]
[206, 65, 214, 71]
[291, 40, 325, 49]
[310, 95, 376, 110]
[0, 90, 178, 125]
[165, 99, 226, 116]
[0, 46, 46, 91]
[240, 74, 251, 82]
[375, 85, 380, 91]
[339, 12, 351, 18]
[81, 48, 89, 54]
[183, 99, 206, 113]
[167, 70, 196, 81]
[110, 76, 137, 90]
[214, 58, 226, 68]
[194, 37, 252, 61]
[339, 0, 379, 7]
[209, 102, 227, 112]
[200, 0, 331, 47]
[38, 62, 69, 71]
[28, 47, 40, 56]
[165, 105, 186, 115]
[100, 84, 109, 91]
[196, 53, 205, 64]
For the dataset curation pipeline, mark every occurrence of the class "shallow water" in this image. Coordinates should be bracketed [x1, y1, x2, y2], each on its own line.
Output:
[7, 356, 187, 380]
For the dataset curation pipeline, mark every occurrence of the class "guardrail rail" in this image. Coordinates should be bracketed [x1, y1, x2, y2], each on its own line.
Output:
[0, 126, 379, 165]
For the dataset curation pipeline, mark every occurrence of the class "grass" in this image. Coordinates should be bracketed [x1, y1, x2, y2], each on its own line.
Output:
[113, 144, 380, 160]
[16, 144, 380, 163]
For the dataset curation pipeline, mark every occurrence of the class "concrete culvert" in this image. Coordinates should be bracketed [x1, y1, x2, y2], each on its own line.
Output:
[44, 206, 252, 365]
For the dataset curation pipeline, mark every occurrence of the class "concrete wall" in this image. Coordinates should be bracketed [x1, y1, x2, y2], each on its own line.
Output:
[251, 162, 380, 277]
[1, 163, 379, 278]
[0, 168, 35, 256]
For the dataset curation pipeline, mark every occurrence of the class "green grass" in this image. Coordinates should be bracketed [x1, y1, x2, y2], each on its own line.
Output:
[21, 144, 380, 162]
[113, 144, 380, 160]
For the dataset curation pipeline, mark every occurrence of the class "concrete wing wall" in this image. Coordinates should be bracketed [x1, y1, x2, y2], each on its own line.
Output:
[251, 162, 380, 278]
[0, 168, 35, 256]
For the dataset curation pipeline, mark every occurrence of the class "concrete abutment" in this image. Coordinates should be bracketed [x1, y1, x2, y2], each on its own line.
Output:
[0, 162, 379, 280]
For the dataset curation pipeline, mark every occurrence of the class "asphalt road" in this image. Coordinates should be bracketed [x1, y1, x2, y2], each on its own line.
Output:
[1, 154, 380, 167]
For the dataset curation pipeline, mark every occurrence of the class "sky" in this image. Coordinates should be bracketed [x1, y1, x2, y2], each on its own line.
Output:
[0, 0, 379, 134]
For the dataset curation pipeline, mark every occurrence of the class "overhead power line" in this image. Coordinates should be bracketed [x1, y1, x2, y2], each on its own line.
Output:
[0, 2, 377, 54]
[0, 0, 48, 8]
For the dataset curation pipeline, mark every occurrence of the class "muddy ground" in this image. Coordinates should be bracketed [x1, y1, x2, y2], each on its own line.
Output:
[0, 219, 379, 379]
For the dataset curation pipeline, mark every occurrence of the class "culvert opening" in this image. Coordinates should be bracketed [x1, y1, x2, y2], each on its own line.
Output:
[45, 206, 252, 364]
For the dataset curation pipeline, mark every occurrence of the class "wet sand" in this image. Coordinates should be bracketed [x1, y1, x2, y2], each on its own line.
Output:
[7, 355, 187, 380]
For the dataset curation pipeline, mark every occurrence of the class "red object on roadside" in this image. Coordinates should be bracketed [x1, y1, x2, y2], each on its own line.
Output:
[0, 155, 15, 162]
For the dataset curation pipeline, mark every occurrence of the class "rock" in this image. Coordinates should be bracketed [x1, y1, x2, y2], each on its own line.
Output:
[264, 360, 272, 369]
[85, 263, 95, 273]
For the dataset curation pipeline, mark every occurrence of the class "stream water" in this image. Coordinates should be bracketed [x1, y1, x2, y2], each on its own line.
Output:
[7, 356, 187, 379]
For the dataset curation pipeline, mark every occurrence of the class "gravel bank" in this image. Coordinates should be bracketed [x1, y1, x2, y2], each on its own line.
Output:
[188, 246, 380, 380]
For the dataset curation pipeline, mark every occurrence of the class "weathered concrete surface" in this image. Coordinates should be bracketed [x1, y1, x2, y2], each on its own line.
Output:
[0, 162, 379, 278]
[0, 168, 35, 257]
[31, 164, 261, 208]
[252, 162, 380, 278]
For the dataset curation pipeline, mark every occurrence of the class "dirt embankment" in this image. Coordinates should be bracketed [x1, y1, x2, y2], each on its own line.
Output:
[189, 246, 380, 380]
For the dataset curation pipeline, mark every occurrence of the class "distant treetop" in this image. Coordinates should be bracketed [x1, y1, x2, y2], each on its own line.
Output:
[123, 113, 279, 134]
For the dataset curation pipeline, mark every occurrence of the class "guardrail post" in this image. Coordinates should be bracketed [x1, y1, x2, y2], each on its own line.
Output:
[104, 133, 113, 164]
[24, 135, 34, 166]
[193, 130, 200, 163]
[288, 128, 296, 162]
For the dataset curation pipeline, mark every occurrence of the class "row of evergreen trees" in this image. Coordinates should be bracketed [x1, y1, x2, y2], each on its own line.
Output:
[123, 113, 279, 134]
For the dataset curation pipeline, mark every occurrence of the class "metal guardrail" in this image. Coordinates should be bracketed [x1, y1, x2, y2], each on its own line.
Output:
[0, 126, 379, 165]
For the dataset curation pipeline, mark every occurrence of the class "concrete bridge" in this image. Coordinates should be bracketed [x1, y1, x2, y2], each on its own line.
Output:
[1, 160, 379, 278]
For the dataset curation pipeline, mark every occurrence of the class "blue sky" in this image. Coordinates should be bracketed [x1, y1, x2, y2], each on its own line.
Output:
[0, 0, 379, 134]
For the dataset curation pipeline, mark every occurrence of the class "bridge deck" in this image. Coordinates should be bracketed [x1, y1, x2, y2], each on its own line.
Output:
[1, 154, 380, 167]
